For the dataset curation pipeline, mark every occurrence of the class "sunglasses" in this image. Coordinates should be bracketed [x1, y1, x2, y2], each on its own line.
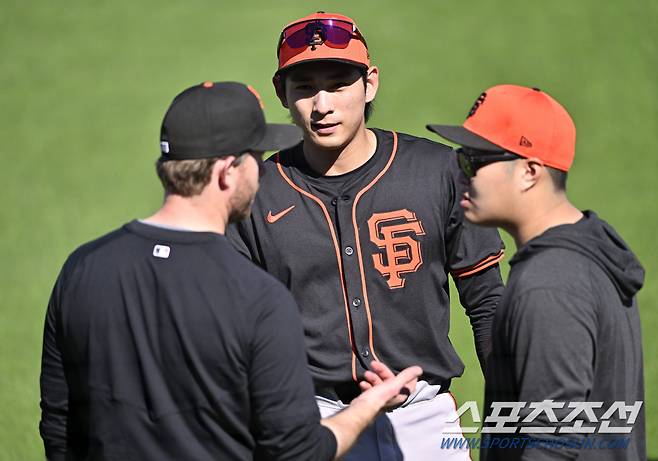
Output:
[456, 148, 520, 178]
[277, 19, 367, 57]
[232, 151, 265, 177]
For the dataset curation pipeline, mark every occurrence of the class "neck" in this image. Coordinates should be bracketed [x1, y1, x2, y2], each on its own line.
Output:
[506, 194, 583, 247]
[143, 193, 228, 234]
[303, 127, 377, 176]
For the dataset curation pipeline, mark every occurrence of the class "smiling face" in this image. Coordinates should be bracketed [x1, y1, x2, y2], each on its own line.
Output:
[281, 61, 378, 151]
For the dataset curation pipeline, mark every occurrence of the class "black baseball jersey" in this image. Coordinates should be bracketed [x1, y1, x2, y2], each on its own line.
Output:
[227, 129, 505, 386]
[39, 221, 336, 461]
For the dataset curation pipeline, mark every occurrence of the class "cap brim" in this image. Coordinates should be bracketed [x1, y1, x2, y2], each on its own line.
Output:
[426, 124, 504, 152]
[277, 58, 368, 76]
[251, 123, 303, 152]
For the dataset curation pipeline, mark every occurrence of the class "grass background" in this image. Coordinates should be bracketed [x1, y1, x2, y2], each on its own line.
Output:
[1, 0, 656, 459]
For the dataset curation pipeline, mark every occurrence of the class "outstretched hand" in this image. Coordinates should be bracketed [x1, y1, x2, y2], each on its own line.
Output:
[357, 361, 422, 411]
[320, 361, 422, 458]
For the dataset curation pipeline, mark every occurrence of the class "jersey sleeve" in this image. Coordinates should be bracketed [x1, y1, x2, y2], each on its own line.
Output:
[453, 265, 504, 369]
[443, 153, 505, 369]
[39, 270, 70, 461]
[444, 153, 505, 278]
[248, 283, 336, 461]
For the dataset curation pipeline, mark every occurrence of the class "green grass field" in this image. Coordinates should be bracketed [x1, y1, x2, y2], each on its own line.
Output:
[1, 0, 656, 459]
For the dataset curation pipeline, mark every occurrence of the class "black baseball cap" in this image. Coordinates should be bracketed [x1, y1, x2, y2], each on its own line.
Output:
[160, 81, 302, 160]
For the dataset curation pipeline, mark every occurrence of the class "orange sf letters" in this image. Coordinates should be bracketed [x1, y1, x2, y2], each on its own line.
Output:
[368, 210, 425, 289]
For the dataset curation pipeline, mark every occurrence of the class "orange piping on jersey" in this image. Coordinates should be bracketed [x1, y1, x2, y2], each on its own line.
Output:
[351, 131, 399, 364]
[275, 154, 358, 381]
[451, 249, 505, 279]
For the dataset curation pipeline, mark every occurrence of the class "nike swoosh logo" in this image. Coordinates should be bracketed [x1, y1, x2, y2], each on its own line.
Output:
[266, 205, 295, 224]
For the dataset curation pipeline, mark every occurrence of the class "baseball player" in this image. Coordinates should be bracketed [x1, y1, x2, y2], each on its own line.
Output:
[428, 84, 645, 460]
[226, 12, 506, 460]
[39, 81, 422, 461]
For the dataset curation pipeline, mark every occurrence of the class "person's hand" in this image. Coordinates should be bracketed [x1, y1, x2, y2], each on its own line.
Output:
[357, 361, 421, 411]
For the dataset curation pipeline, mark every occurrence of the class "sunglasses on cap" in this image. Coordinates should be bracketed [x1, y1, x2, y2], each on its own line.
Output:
[456, 148, 520, 178]
[277, 18, 368, 57]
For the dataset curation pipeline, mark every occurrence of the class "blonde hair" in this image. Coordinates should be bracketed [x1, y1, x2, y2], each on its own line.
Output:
[155, 158, 219, 197]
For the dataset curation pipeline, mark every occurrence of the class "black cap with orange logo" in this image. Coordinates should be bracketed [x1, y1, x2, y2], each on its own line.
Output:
[159, 81, 302, 161]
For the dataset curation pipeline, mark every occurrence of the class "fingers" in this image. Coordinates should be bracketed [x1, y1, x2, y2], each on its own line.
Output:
[384, 395, 408, 409]
[359, 362, 399, 395]
[393, 366, 423, 385]
[359, 381, 373, 392]
[357, 363, 423, 410]
[359, 364, 422, 393]
[374, 366, 422, 394]
[362, 369, 383, 386]
[388, 366, 422, 396]
[368, 361, 422, 388]
[353, 364, 423, 414]
[358, 370, 379, 395]
[368, 360, 396, 380]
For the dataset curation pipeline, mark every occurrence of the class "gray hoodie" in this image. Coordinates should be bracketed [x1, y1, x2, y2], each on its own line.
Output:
[482, 211, 645, 461]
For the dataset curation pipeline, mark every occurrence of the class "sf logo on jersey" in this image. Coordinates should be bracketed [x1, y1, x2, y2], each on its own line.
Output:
[368, 210, 425, 289]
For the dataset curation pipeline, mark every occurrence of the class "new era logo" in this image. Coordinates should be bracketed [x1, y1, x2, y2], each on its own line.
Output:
[153, 244, 171, 259]
[519, 136, 533, 147]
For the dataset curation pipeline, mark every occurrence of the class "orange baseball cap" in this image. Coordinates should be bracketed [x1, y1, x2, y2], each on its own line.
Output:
[427, 85, 576, 171]
[275, 12, 370, 75]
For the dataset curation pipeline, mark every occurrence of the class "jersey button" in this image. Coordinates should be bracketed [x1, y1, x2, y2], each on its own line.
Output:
[361, 349, 370, 358]
[345, 246, 354, 256]
[331, 197, 338, 206]
[352, 297, 361, 307]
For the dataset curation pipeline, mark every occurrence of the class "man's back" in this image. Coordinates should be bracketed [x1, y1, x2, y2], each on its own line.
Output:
[40, 221, 334, 461]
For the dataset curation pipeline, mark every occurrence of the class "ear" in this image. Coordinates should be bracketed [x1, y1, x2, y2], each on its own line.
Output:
[273, 75, 288, 108]
[215, 157, 236, 192]
[365, 66, 379, 103]
[519, 157, 544, 192]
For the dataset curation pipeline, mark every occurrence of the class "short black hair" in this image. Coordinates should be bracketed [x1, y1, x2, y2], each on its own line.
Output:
[357, 68, 374, 122]
[547, 166, 568, 191]
[278, 65, 374, 122]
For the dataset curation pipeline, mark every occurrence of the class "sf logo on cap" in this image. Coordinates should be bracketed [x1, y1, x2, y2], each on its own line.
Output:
[467, 92, 487, 118]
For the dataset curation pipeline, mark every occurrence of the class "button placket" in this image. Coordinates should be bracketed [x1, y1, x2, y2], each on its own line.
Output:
[334, 192, 370, 364]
